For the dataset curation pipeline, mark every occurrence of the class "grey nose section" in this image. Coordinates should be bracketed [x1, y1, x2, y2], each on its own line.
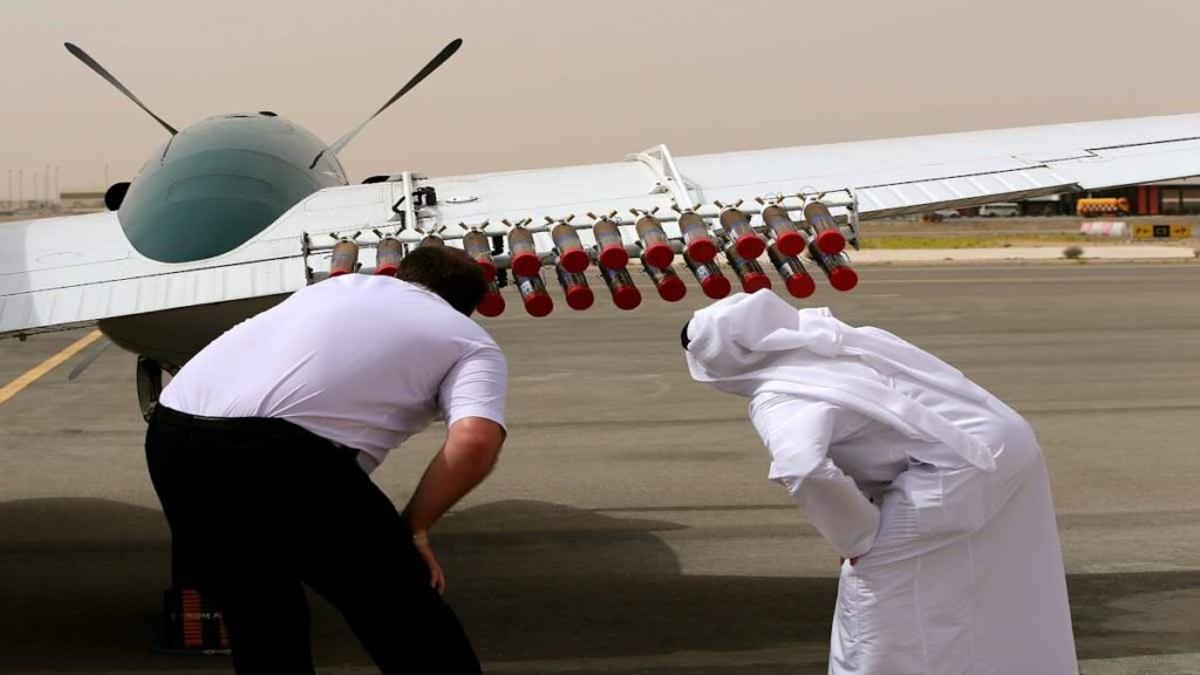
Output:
[118, 149, 319, 263]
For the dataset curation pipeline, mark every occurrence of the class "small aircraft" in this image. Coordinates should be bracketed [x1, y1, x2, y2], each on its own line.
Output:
[4, 39, 1200, 419]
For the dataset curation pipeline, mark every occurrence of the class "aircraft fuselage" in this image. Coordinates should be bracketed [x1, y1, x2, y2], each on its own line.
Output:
[100, 113, 350, 367]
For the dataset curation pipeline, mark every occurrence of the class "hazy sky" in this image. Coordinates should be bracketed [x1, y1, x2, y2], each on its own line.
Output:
[2, 0, 1197, 193]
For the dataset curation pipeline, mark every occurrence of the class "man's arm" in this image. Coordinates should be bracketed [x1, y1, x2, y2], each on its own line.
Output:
[402, 416, 505, 535]
[403, 341, 507, 592]
[401, 416, 504, 594]
[792, 459, 880, 561]
[750, 394, 880, 561]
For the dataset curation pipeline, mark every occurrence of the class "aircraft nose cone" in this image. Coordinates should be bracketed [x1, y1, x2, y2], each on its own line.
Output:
[118, 150, 320, 262]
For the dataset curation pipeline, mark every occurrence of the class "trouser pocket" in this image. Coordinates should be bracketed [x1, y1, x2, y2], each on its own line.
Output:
[902, 461, 989, 541]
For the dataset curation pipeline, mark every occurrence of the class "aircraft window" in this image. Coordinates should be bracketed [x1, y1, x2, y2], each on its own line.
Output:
[259, 111, 277, 117]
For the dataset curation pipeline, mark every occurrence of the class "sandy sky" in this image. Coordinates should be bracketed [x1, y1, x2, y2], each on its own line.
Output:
[2, 0, 1197, 193]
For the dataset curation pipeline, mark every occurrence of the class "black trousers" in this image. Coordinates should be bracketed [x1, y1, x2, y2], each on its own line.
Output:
[145, 406, 481, 674]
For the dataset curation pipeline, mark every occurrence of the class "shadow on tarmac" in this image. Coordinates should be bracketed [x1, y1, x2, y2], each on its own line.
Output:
[0, 498, 1197, 671]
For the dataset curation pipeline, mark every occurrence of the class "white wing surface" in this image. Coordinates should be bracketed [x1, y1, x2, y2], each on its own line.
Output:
[4, 112, 1200, 337]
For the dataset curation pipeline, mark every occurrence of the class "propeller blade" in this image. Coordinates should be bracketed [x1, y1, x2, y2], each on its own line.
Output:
[67, 337, 113, 381]
[64, 42, 178, 135]
[328, 38, 462, 155]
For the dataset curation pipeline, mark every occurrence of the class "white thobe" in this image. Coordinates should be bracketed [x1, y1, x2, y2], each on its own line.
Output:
[686, 292, 1078, 675]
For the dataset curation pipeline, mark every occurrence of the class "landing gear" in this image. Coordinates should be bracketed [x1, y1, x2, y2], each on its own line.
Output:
[135, 356, 162, 422]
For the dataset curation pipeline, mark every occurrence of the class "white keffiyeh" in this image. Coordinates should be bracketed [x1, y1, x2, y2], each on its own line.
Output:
[685, 291, 996, 471]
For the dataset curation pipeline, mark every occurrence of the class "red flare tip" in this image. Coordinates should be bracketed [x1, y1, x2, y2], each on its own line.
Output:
[784, 274, 816, 299]
[598, 245, 629, 270]
[741, 272, 772, 294]
[558, 248, 590, 273]
[815, 229, 846, 255]
[475, 259, 497, 282]
[700, 274, 732, 299]
[686, 238, 718, 264]
[476, 292, 505, 317]
[329, 269, 350, 278]
[510, 251, 542, 278]
[612, 285, 642, 310]
[774, 230, 806, 258]
[733, 233, 767, 260]
[564, 284, 595, 311]
[829, 266, 858, 292]
[642, 242, 674, 269]
[375, 264, 399, 277]
[523, 292, 554, 317]
[655, 275, 687, 302]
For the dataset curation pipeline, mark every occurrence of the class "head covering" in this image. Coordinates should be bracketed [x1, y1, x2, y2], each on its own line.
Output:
[685, 291, 996, 471]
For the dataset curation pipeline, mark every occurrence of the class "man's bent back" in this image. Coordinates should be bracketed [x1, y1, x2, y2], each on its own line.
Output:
[147, 247, 506, 673]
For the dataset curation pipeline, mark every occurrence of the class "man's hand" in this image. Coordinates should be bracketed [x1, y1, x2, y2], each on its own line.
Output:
[412, 531, 446, 594]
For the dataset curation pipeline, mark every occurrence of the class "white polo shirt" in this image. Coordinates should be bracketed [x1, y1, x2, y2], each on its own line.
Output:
[160, 275, 507, 472]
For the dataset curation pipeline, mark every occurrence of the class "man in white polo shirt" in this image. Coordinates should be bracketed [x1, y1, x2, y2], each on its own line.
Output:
[148, 245, 507, 674]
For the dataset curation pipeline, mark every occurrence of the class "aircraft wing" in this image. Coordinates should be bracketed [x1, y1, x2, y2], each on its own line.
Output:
[0, 209, 309, 339]
[4, 111, 1200, 338]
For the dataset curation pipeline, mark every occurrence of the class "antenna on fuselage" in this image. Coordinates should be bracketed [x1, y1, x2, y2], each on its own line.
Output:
[64, 43, 178, 135]
[311, 38, 463, 168]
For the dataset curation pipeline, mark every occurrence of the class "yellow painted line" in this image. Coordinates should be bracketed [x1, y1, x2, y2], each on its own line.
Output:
[0, 330, 104, 406]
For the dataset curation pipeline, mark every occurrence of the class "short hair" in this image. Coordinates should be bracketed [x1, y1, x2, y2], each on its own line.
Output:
[397, 246, 487, 316]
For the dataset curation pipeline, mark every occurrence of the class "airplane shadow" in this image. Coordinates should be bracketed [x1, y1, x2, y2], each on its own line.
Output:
[0, 498, 1197, 672]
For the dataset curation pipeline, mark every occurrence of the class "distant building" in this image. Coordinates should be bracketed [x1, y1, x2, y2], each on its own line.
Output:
[1049, 178, 1200, 216]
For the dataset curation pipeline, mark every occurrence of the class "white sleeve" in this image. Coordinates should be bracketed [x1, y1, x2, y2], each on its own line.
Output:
[438, 344, 508, 431]
[749, 393, 880, 559]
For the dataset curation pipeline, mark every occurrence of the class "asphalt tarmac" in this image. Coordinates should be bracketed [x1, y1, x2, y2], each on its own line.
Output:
[1, 262, 1198, 674]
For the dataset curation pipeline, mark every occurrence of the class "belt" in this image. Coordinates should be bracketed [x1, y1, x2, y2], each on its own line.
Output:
[152, 405, 362, 463]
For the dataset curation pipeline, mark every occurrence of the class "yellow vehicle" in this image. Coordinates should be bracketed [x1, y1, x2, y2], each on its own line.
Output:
[1076, 197, 1130, 217]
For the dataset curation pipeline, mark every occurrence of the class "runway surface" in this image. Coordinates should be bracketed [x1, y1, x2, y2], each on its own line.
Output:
[1, 262, 1198, 673]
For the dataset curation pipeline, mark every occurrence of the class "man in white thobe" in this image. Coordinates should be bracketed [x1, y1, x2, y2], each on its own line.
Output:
[683, 291, 1077, 675]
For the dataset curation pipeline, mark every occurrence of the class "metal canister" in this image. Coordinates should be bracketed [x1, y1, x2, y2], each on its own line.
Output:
[420, 235, 445, 248]
[634, 214, 674, 269]
[508, 227, 541, 278]
[592, 218, 629, 269]
[599, 264, 641, 310]
[803, 201, 847, 255]
[724, 243, 772, 293]
[807, 240, 858, 292]
[375, 237, 404, 277]
[767, 242, 815, 298]
[552, 223, 590, 273]
[554, 262, 594, 311]
[683, 250, 731, 300]
[463, 230, 497, 281]
[329, 239, 359, 277]
[516, 272, 554, 317]
[476, 280, 506, 317]
[719, 207, 766, 260]
[677, 211, 717, 264]
[642, 254, 686, 302]
[762, 205, 807, 257]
